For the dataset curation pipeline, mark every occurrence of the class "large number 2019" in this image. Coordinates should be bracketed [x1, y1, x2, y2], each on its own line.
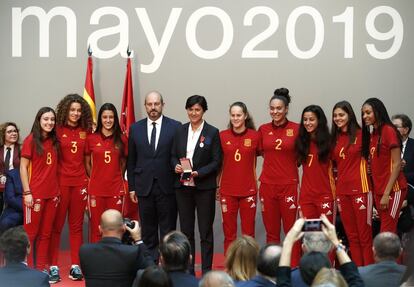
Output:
[240, 6, 402, 59]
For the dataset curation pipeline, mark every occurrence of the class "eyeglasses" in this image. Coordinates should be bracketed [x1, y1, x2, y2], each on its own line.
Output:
[6, 129, 18, 134]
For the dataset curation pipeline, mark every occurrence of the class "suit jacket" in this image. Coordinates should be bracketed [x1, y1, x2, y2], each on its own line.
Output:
[0, 169, 23, 232]
[237, 275, 277, 287]
[127, 116, 181, 196]
[171, 121, 222, 190]
[0, 145, 20, 192]
[0, 262, 50, 287]
[358, 261, 406, 287]
[169, 271, 199, 287]
[403, 137, 414, 185]
[79, 237, 154, 287]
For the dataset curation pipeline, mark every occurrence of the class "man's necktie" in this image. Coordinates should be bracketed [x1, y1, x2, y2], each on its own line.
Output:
[150, 122, 156, 153]
[4, 147, 11, 171]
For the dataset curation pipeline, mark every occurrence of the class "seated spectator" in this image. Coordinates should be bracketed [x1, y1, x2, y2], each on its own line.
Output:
[311, 268, 347, 287]
[200, 271, 235, 287]
[237, 244, 282, 287]
[400, 233, 414, 286]
[226, 235, 259, 282]
[0, 226, 49, 287]
[299, 252, 331, 286]
[0, 169, 23, 234]
[276, 215, 364, 287]
[139, 266, 172, 287]
[291, 232, 333, 287]
[159, 230, 198, 287]
[358, 232, 406, 287]
[79, 209, 153, 287]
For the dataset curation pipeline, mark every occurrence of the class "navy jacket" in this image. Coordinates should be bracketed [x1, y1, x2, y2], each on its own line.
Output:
[171, 122, 222, 190]
[127, 116, 181, 196]
[0, 262, 50, 287]
[237, 275, 277, 287]
[0, 169, 23, 232]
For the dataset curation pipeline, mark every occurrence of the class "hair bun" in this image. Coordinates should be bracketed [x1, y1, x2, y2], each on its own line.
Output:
[273, 87, 291, 104]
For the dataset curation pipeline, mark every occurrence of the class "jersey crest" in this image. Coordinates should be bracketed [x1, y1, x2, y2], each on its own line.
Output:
[286, 129, 294, 137]
[244, 139, 251, 147]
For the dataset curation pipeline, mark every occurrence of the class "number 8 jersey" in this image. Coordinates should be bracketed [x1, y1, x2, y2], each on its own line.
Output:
[219, 129, 259, 196]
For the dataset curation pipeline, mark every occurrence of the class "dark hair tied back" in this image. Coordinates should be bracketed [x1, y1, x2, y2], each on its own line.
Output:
[271, 87, 291, 107]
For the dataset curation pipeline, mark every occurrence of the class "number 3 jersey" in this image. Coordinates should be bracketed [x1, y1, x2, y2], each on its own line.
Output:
[21, 133, 59, 198]
[57, 125, 89, 186]
[219, 129, 259, 196]
[85, 133, 128, 196]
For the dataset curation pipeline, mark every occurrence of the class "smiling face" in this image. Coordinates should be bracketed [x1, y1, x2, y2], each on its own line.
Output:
[362, 104, 376, 127]
[230, 105, 247, 130]
[67, 102, 82, 126]
[4, 125, 19, 146]
[40, 111, 55, 137]
[333, 107, 349, 132]
[101, 110, 115, 132]
[187, 104, 205, 126]
[269, 98, 288, 125]
[303, 111, 318, 134]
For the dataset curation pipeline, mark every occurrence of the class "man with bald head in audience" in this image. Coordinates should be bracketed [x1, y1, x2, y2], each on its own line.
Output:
[79, 209, 153, 287]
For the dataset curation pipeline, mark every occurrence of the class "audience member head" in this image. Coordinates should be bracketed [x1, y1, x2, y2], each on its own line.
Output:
[160, 230, 191, 272]
[311, 267, 347, 287]
[302, 232, 333, 254]
[0, 226, 30, 263]
[300, 251, 331, 285]
[98, 209, 125, 238]
[373, 232, 402, 262]
[400, 234, 414, 285]
[256, 244, 282, 279]
[225, 235, 259, 281]
[139, 266, 172, 287]
[199, 271, 235, 287]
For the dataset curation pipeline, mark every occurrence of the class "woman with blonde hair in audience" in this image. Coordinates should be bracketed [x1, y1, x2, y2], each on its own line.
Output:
[312, 267, 348, 287]
[225, 235, 259, 282]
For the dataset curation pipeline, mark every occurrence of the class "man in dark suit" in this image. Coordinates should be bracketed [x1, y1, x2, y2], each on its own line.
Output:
[171, 95, 222, 274]
[79, 209, 153, 287]
[237, 244, 282, 287]
[127, 91, 181, 262]
[159, 230, 198, 287]
[358, 232, 406, 287]
[392, 114, 414, 233]
[0, 226, 49, 287]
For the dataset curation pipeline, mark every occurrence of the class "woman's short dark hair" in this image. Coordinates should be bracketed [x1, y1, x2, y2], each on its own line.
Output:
[185, 95, 208, 111]
[299, 251, 331, 285]
[0, 122, 20, 147]
[392, 114, 412, 134]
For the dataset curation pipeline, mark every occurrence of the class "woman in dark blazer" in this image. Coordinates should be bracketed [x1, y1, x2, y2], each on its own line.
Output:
[171, 95, 222, 275]
[0, 122, 21, 217]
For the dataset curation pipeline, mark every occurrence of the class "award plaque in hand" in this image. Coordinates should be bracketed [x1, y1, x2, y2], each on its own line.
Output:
[180, 158, 192, 182]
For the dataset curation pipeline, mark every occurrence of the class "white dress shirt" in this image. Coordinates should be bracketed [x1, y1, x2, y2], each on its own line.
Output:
[186, 121, 204, 166]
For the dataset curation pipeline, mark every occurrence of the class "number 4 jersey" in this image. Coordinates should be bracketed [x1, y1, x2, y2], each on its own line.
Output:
[219, 129, 259, 196]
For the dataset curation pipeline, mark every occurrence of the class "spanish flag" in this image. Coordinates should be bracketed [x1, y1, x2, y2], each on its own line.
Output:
[120, 57, 136, 137]
[83, 55, 97, 123]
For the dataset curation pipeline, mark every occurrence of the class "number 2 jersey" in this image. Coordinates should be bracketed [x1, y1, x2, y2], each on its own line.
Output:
[258, 121, 299, 185]
[219, 129, 259, 197]
[21, 133, 59, 199]
[85, 133, 128, 197]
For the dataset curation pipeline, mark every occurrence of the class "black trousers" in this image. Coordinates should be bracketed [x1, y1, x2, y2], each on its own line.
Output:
[176, 187, 216, 275]
[138, 180, 177, 262]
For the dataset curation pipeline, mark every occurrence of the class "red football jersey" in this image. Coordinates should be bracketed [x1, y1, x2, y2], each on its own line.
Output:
[21, 133, 59, 199]
[57, 125, 89, 186]
[258, 121, 299, 185]
[332, 130, 370, 195]
[219, 129, 259, 196]
[85, 133, 127, 196]
[300, 141, 335, 203]
[370, 124, 407, 195]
